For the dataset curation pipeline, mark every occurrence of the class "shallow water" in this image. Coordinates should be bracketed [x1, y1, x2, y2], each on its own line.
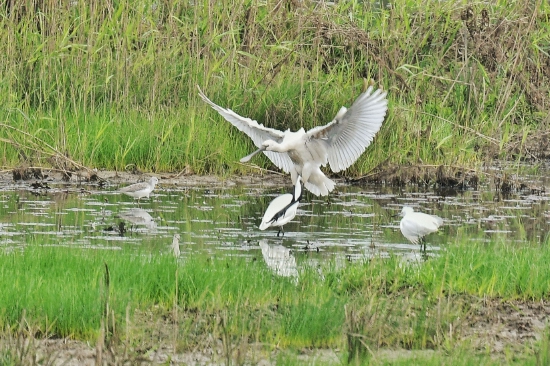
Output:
[1, 172, 549, 276]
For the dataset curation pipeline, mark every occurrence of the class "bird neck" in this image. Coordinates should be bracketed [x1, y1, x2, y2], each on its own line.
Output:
[293, 179, 302, 201]
[265, 141, 287, 153]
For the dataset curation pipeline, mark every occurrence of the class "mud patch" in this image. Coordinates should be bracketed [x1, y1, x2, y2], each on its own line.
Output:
[2, 297, 548, 364]
[12, 166, 46, 181]
[509, 129, 550, 161]
[2, 162, 546, 196]
[461, 298, 550, 354]
[1, 169, 291, 191]
[351, 163, 480, 189]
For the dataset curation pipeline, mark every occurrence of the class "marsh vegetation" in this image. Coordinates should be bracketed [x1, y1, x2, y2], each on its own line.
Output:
[1, 0, 550, 364]
[1, 174, 550, 364]
[2, 238, 550, 364]
[1, 0, 549, 179]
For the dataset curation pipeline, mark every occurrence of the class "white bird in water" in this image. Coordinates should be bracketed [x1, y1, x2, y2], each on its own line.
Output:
[119, 177, 159, 202]
[198, 85, 388, 196]
[260, 176, 302, 236]
[171, 233, 181, 257]
[399, 206, 444, 251]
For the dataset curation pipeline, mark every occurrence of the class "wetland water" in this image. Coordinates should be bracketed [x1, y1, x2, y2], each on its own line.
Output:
[1, 172, 549, 275]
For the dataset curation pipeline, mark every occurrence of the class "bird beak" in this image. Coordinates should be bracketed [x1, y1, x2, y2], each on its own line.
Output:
[240, 146, 266, 163]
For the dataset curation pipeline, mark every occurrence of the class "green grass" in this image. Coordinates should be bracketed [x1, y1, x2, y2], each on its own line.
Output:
[1, 0, 549, 175]
[1, 237, 550, 363]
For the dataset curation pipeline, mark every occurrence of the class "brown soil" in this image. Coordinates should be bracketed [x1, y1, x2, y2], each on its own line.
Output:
[3, 159, 546, 196]
[2, 297, 549, 365]
[460, 298, 550, 354]
[1, 168, 291, 190]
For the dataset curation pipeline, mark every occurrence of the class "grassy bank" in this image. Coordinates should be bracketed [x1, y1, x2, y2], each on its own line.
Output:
[1, 237, 550, 363]
[1, 0, 549, 177]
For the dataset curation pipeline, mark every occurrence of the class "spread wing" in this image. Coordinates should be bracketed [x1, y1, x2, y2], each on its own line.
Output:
[197, 86, 294, 173]
[307, 86, 388, 173]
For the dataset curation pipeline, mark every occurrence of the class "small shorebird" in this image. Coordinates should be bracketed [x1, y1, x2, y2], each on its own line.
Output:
[198, 84, 388, 196]
[259, 176, 302, 237]
[119, 176, 159, 202]
[399, 206, 444, 252]
[171, 234, 181, 257]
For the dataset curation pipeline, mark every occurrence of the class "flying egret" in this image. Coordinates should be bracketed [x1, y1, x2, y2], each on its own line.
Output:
[399, 206, 444, 251]
[260, 176, 302, 236]
[119, 177, 159, 202]
[198, 85, 388, 196]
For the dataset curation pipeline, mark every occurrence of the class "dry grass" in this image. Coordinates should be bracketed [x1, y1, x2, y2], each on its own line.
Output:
[0, 0, 548, 177]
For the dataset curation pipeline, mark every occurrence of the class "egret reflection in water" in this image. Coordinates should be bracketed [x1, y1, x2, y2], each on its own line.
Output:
[259, 239, 298, 278]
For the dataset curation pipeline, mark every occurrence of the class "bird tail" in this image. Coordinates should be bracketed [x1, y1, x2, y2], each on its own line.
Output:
[305, 174, 335, 196]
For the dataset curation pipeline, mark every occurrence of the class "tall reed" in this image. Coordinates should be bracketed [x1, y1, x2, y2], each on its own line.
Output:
[1, 0, 549, 173]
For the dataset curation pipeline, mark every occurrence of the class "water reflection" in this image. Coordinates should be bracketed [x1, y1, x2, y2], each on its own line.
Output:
[117, 208, 157, 230]
[0, 176, 549, 273]
[259, 239, 298, 278]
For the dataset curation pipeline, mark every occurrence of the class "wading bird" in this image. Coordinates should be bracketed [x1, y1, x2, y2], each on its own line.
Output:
[260, 176, 302, 236]
[119, 176, 159, 202]
[399, 206, 444, 251]
[198, 85, 388, 196]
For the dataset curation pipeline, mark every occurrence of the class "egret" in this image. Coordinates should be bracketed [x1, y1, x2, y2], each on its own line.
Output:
[399, 206, 444, 251]
[119, 177, 159, 201]
[259, 176, 302, 236]
[198, 85, 388, 196]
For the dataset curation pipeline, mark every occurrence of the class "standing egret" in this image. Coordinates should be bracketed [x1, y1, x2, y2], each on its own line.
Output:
[399, 206, 444, 251]
[119, 177, 159, 202]
[198, 85, 388, 196]
[260, 176, 302, 236]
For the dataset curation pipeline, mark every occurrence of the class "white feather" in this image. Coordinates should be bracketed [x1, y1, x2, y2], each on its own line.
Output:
[198, 85, 388, 196]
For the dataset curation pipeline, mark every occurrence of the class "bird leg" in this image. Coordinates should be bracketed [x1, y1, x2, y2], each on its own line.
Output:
[419, 238, 426, 253]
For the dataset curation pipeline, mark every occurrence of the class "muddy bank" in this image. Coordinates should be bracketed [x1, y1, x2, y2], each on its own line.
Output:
[1, 168, 291, 190]
[2, 161, 546, 194]
[2, 297, 548, 365]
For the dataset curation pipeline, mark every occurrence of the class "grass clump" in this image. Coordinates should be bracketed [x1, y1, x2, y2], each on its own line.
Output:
[1, 0, 549, 176]
[1, 237, 550, 362]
